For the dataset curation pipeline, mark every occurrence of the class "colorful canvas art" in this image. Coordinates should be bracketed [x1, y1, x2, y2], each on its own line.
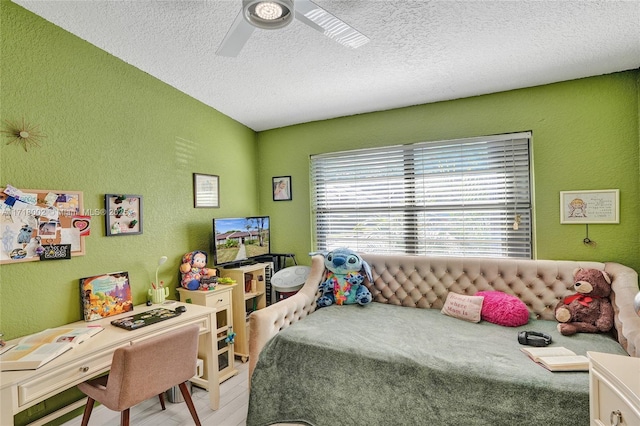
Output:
[80, 271, 133, 321]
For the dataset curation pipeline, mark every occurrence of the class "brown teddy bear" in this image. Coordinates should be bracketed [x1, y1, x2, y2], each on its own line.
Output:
[554, 268, 614, 336]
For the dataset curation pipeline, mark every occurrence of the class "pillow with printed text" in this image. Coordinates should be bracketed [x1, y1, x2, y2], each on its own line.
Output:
[441, 292, 484, 323]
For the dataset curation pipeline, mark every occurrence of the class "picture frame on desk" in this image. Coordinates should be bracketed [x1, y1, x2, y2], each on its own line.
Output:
[80, 271, 133, 321]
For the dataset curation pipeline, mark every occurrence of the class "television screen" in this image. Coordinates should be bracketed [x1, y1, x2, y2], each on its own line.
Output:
[212, 216, 270, 267]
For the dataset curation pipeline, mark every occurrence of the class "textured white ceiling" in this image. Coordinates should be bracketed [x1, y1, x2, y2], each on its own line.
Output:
[12, 0, 640, 131]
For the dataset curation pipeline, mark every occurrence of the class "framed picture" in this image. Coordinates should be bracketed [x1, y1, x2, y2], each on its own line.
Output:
[273, 176, 292, 201]
[105, 194, 143, 236]
[193, 173, 220, 208]
[80, 271, 133, 321]
[560, 189, 619, 224]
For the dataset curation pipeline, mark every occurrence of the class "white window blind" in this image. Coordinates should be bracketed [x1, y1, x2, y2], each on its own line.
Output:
[310, 132, 532, 258]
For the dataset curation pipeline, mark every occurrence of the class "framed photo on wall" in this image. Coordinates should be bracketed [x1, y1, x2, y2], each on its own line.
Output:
[193, 173, 220, 208]
[104, 194, 143, 236]
[560, 189, 619, 224]
[273, 176, 292, 201]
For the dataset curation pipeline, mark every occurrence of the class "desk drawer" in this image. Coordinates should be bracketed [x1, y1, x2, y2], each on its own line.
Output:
[179, 315, 212, 334]
[17, 348, 120, 407]
[17, 315, 211, 408]
[596, 381, 640, 426]
[207, 292, 230, 310]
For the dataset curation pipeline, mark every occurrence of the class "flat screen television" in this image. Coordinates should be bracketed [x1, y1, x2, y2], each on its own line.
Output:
[212, 216, 270, 267]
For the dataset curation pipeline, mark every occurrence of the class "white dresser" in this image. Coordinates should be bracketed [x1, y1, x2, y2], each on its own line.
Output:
[177, 284, 238, 383]
[588, 351, 640, 426]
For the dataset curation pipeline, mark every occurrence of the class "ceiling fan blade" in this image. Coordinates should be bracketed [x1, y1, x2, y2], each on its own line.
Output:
[294, 0, 369, 49]
[216, 10, 256, 57]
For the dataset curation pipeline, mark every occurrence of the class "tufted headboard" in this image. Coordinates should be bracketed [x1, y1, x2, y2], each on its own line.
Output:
[362, 254, 604, 321]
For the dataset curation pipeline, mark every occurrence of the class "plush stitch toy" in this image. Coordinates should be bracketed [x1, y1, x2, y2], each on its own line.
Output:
[180, 250, 216, 290]
[311, 247, 373, 307]
[554, 268, 614, 336]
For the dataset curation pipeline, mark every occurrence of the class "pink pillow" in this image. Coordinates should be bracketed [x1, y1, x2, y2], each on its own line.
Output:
[475, 290, 529, 327]
[441, 292, 484, 323]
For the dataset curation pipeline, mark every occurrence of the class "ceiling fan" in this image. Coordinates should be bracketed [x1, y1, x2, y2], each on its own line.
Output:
[216, 0, 369, 57]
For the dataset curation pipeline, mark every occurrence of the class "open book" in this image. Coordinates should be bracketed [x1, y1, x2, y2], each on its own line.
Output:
[0, 326, 103, 371]
[520, 346, 589, 372]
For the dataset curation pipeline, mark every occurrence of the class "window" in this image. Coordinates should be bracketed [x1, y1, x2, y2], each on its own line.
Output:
[310, 132, 532, 258]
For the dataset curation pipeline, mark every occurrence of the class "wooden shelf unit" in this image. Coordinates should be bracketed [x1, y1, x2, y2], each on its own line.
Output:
[177, 284, 239, 383]
[219, 262, 271, 362]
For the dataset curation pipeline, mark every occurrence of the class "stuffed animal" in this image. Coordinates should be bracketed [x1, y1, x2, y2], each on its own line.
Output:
[311, 247, 373, 307]
[180, 250, 216, 290]
[554, 268, 614, 336]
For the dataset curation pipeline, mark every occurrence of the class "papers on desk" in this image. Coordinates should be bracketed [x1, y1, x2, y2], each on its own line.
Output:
[0, 344, 15, 356]
[0, 326, 103, 371]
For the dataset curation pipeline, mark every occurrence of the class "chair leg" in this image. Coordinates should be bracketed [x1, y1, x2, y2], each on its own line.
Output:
[158, 392, 166, 410]
[178, 382, 201, 426]
[80, 397, 95, 426]
[120, 408, 130, 426]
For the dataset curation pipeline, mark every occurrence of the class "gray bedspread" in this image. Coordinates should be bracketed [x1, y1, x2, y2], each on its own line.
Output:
[247, 303, 628, 426]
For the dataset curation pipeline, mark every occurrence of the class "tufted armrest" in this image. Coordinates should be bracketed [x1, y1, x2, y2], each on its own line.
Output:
[606, 262, 640, 357]
[248, 255, 324, 377]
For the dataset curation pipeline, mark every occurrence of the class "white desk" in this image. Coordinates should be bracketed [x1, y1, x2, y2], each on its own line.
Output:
[0, 302, 219, 425]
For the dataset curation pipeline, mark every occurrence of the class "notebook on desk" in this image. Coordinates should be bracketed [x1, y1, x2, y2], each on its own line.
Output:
[110, 308, 180, 330]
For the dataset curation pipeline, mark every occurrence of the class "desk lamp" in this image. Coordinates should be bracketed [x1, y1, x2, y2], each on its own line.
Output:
[155, 255, 168, 287]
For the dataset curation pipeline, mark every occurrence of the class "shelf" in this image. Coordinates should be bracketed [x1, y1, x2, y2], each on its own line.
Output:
[218, 369, 237, 383]
[244, 290, 264, 301]
[219, 262, 270, 361]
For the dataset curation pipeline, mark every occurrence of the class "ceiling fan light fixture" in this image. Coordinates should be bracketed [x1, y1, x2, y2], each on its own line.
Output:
[243, 0, 294, 29]
[255, 2, 283, 20]
[217, 0, 368, 57]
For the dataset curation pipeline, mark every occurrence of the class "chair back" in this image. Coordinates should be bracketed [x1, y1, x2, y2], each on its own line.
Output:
[107, 324, 199, 410]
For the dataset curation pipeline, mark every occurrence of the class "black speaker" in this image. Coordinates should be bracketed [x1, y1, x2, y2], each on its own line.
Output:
[518, 331, 552, 347]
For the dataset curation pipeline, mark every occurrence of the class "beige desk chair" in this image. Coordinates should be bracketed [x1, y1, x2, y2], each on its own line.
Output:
[77, 324, 202, 426]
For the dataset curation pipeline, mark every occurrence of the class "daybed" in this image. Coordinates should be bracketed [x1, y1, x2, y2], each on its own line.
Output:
[247, 254, 640, 426]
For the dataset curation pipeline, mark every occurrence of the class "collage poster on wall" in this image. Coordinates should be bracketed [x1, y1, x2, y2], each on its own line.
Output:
[0, 185, 87, 264]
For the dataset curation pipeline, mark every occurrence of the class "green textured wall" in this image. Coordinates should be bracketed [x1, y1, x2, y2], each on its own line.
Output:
[257, 71, 640, 274]
[0, 1, 258, 343]
[1, 1, 639, 423]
